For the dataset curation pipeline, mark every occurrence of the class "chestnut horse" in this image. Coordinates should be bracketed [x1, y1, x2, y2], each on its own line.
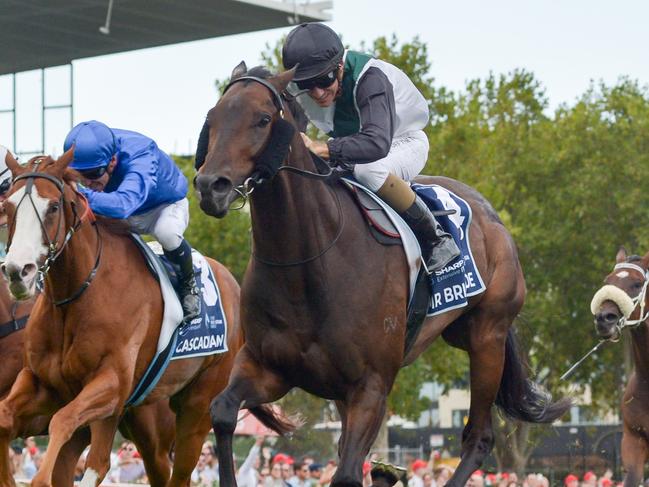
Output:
[0, 307, 176, 486]
[0, 150, 289, 487]
[194, 65, 571, 487]
[592, 247, 649, 487]
[0, 201, 175, 487]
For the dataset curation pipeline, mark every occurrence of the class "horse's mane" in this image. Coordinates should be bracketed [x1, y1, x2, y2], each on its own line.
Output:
[95, 216, 132, 236]
[627, 255, 643, 263]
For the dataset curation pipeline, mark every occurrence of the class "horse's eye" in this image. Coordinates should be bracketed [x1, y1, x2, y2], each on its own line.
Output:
[633, 282, 643, 290]
[257, 115, 272, 128]
[48, 203, 60, 214]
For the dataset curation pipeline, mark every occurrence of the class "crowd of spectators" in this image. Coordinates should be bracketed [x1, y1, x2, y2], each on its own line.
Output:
[6, 436, 627, 487]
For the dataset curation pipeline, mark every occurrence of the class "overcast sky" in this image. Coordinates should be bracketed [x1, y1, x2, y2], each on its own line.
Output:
[2, 0, 648, 157]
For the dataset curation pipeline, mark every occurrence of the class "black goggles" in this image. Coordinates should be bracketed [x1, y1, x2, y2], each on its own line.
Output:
[295, 69, 338, 91]
[78, 165, 108, 180]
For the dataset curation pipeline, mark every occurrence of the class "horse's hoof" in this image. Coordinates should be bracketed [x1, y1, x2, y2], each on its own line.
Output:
[370, 461, 406, 487]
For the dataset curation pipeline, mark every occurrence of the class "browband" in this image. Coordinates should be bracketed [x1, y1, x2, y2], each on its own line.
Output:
[222, 76, 285, 114]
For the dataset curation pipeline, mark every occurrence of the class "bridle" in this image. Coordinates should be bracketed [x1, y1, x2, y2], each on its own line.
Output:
[218, 75, 344, 267]
[563, 261, 649, 381]
[606, 262, 649, 333]
[220, 75, 334, 205]
[7, 166, 102, 306]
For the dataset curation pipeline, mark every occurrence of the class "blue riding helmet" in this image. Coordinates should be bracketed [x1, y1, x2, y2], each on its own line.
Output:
[64, 120, 117, 170]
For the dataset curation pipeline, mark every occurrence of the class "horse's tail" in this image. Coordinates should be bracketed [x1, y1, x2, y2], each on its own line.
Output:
[249, 405, 298, 436]
[495, 329, 572, 423]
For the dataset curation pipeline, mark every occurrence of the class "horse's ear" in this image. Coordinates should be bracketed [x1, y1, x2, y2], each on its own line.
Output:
[56, 146, 75, 169]
[642, 251, 649, 269]
[230, 61, 247, 81]
[616, 246, 628, 263]
[1, 145, 23, 177]
[270, 66, 296, 92]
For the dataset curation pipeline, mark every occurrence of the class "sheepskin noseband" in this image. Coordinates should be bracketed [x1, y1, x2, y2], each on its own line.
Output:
[590, 284, 635, 318]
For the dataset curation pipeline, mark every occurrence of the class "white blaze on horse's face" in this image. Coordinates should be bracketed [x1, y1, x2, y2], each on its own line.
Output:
[2, 185, 50, 298]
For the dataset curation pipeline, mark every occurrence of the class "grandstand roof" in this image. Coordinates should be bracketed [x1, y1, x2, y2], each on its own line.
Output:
[0, 0, 331, 75]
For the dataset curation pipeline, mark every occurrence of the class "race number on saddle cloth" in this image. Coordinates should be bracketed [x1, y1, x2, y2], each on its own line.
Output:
[126, 237, 229, 407]
[345, 179, 486, 317]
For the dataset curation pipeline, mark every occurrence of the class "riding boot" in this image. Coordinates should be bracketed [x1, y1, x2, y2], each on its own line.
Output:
[376, 173, 460, 272]
[400, 195, 461, 272]
[164, 239, 201, 321]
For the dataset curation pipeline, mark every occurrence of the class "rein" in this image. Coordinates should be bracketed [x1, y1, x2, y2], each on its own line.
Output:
[222, 75, 344, 267]
[8, 170, 102, 307]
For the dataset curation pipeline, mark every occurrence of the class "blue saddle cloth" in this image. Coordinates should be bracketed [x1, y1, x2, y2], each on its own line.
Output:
[412, 183, 486, 316]
[126, 237, 228, 407]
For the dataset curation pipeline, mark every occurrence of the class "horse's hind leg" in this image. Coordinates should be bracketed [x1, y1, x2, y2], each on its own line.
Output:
[446, 310, 510, 487]
[621, 426, 648, 487]
[332, 374, 388, 487]
[121, 402, 175, 487]
[167, 366, 230, 487]
[210, 346, 290, 487]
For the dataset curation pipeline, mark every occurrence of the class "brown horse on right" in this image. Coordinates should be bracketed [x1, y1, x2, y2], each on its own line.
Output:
[592, 247, 649, 487]
[194, 64, 571, 487]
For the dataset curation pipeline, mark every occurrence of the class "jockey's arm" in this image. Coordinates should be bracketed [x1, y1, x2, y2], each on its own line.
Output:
[327, 68, 396, 165]
[80, 154, 157, 219]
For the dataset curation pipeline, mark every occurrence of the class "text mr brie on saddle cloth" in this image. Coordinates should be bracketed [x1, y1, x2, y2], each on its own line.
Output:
[412, 183, 487, 316]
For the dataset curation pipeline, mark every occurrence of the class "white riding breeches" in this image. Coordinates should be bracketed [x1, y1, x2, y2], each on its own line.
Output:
[127, 198, 189, 251]
[352, 130, 429, 191]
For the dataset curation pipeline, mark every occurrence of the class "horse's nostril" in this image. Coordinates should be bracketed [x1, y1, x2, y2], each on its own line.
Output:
[211, 177, 232, 194]
[604, 312, 619, 323]
[22, 263, 36, 278]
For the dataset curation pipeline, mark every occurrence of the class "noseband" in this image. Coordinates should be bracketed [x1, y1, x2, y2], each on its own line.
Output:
[591, 262, 649, 335]
[8, 167, 102, 306]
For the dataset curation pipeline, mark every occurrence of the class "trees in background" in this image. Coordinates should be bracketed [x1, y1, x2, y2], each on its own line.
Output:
[184, 35, 649, 472]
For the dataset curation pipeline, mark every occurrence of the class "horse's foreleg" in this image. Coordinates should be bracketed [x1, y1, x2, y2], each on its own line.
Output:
[210, 347, 290, 487]
[0, 368, 58, 487]
[622, 426, 648, 487]
[447, 316, 507, 487]
[333, 374, 388, 487]
[52, 428, 91, 487]
[77, 416, 120, 487]
[32, 370, 121, 487]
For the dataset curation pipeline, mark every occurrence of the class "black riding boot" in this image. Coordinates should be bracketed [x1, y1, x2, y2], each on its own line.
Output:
[164, 239, 201, 321]
[400, 195, 461, 272]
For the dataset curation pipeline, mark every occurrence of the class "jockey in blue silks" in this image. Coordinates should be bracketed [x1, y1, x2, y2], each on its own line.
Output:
[63, 121, 200, 320]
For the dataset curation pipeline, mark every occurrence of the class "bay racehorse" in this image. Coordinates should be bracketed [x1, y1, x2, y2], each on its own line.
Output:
[194, 64, 571, 487]
[0, 149, 291, 487]
[591, 247, 649, 487]
[0, 191, 175, 487]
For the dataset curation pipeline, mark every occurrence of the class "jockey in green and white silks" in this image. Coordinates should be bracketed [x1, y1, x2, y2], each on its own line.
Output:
[282, 22, 459, 272]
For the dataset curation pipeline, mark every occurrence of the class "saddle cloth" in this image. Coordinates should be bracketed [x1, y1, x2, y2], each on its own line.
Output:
[343, 179, 486, 317]
[125, 235, 229, 407]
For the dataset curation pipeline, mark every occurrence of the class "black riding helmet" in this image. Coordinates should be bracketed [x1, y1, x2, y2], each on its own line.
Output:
[282, 22, 344, 82]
